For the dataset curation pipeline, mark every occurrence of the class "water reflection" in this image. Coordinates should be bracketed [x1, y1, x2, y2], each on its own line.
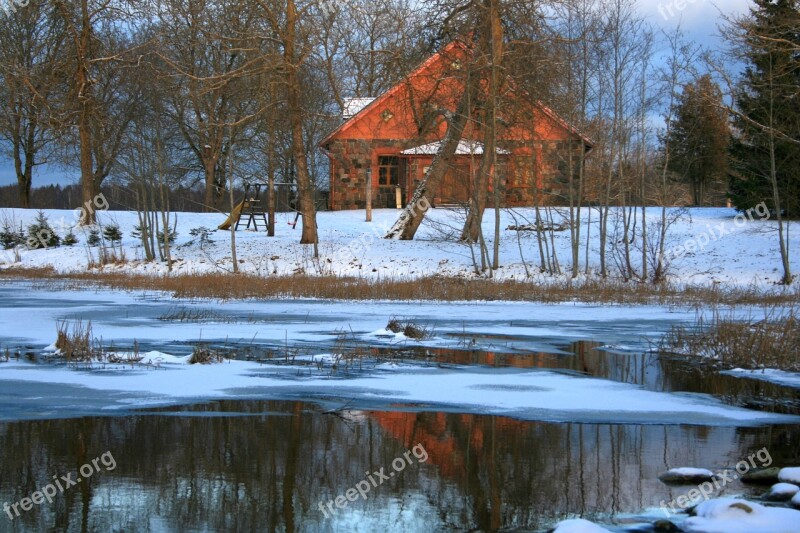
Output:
[1, 401, 796, 532]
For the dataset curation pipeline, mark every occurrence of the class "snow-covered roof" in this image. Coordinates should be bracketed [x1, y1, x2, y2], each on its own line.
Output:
[343, 98, 375, 120]
[401, 140, 511, 156]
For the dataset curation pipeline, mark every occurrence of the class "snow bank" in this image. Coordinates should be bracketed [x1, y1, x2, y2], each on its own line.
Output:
[683, 498, 800, 533]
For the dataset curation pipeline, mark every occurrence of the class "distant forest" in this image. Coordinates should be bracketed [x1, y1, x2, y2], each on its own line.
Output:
[0, 183, 210, 212]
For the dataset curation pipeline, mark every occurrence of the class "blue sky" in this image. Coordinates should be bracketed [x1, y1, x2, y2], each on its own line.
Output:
[1, 0, 754, 188]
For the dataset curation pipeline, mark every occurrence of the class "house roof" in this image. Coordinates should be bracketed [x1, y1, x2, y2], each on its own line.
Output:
[342, 98, 375, 120]
[320, 38, 468, 148]
[320, 38, 593, 150]
[401, 140, 511, 156]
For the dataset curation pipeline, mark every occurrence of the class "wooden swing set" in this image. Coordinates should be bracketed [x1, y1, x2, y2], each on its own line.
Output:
[218, 182, 298, 233]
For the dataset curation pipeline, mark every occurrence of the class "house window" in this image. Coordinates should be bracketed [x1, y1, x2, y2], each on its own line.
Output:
[378, 156, 400, 186]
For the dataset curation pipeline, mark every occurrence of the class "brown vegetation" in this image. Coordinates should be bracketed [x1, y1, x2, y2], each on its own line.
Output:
[55, 319, 97, 363]
[660, 306, 800, 371]
[2, 267, 798, 306]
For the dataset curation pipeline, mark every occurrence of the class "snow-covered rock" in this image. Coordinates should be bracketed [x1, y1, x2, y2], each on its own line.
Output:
[778, 467, 800, 485]
[792, 491, 800, 509]
[552, 518, 612, 533]
[659, 467, 715, 484]
[764, 482, 799, 501]
[683, 498, 800, 533]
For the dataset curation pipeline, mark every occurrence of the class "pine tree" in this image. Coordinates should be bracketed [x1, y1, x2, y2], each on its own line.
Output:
[729, 0, 800, 218]
[26, 211, 60, 249]
[666, 75, 730, 206]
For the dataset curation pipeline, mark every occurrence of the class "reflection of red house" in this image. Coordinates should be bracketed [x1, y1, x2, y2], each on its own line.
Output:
[320, 38, 593, 211]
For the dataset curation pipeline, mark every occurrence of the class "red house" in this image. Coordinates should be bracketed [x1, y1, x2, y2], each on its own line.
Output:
[320, 38, 592, 211]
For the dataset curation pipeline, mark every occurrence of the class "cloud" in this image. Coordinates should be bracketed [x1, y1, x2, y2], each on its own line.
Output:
[640, 0, 751, 29]
[638, 0, 753, 50]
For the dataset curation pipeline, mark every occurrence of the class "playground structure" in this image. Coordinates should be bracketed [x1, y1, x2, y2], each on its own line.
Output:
[218, 182, 295, 232]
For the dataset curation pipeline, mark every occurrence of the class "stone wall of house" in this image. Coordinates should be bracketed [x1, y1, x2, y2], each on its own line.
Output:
[327, 139, 410, 210]
[327, 138, 588, 210]
[501, 140, 587, 207]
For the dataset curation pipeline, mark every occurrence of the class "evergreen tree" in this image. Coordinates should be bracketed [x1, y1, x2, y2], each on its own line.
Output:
[26, 211, 60, 249]
[729, 0, 800, 218]
[666, 75, 730, 206]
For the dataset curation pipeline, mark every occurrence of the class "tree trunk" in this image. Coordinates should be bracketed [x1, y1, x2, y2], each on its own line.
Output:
[12, 140, 34, 209]
[203, 156, 218, 212]
[462, 0, 503, 244]
[385, 69, 478, 240]
[285, 0, 317, 247]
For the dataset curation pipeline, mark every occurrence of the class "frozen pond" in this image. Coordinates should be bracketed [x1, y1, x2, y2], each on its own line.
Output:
[0, 280, 798, 531]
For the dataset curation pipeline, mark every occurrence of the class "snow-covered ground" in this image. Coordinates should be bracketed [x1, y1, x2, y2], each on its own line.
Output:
[1, 206, 797, 288]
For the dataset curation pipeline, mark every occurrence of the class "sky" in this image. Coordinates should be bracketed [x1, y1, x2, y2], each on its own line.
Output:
[0, 0, 756, 189]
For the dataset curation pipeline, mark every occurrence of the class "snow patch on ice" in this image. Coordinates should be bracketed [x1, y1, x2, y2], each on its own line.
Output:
[724, 368, 800, 388]
[667, 467, 714, 477]
[552, 518, 612, 533]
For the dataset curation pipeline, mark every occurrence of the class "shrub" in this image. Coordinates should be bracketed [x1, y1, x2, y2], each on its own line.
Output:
[189, 227, 213, 248]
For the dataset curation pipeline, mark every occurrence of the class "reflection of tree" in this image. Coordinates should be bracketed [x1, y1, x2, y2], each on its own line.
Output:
[0, 401, 793, 531]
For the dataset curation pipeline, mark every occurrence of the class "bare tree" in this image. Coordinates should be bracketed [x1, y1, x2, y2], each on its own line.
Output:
[50, 0, 142, 224]
[155, 0, 259, 212]
[0, 3, 64, 208]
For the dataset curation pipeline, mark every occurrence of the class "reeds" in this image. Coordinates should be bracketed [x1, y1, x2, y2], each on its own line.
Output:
[659, 305, 800, 371]
[55, 320, 97, 363]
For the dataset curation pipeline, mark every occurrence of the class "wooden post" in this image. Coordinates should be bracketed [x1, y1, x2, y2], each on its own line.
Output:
[365, 166, 372, 222]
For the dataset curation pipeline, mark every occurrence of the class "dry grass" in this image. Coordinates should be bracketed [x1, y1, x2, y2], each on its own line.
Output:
[55, 320, 97, 363]
[1, 267, 798, 306]
[660, 306, 800, 371]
